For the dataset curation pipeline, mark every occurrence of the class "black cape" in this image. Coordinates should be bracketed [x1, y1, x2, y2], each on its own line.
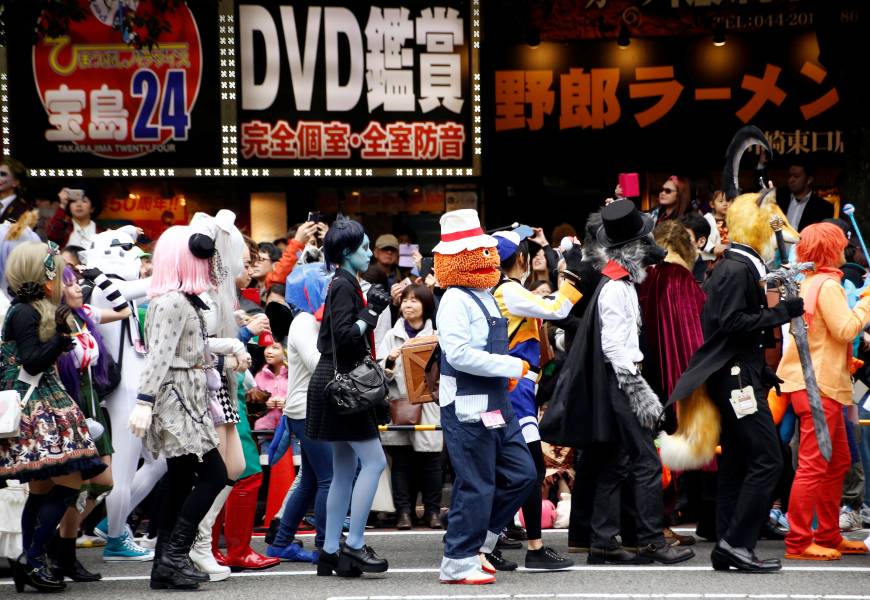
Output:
[539, 274, 619, 448]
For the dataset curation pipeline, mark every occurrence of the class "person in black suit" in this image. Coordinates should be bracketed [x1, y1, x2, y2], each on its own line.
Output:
[670, 221, 805, 571]
[775, 157, 833, 232]
[0, 157, 33, 224]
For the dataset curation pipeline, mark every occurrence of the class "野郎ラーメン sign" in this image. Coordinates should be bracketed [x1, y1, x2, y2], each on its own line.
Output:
[235, 0, 479, 175]
[1, 0, 220, 175]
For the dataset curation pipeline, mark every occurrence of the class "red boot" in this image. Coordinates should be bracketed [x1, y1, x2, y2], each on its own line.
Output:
[223, 473, 280, 572]
[212, 505, 229, 566]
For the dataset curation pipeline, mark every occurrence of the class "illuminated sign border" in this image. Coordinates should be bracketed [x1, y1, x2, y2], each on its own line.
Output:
[0, 0, 482, 179]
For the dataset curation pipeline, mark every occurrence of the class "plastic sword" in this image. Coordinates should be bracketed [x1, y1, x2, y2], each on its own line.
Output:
[761, 252, 832, 462]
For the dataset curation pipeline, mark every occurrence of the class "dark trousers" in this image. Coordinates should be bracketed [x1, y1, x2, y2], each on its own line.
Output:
[709, 371, 783, 549]
[386, 446, 442, 517]
[442, 403, 536, 559]
[588, 374, 665, 549]
[519, 440, 547, 539]
[568, 449, 594, 547]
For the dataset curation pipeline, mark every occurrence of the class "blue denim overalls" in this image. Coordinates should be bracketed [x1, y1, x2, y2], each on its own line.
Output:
[440, 287, 536, 566]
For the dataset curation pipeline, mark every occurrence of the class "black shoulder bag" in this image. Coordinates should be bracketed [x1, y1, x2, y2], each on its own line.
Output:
[323, 288, 389, 416]
[94, 318, 127, 399]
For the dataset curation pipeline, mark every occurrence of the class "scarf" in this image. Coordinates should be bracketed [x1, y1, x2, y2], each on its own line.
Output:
[802, 267, 843, 328]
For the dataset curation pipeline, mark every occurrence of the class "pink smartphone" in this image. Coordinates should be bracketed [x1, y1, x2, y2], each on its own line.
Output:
[618, 173, 640, 198]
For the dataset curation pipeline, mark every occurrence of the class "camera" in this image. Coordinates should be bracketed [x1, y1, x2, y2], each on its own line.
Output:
[307, 211, 323, 223]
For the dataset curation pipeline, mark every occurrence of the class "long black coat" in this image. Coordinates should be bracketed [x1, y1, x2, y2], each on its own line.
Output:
[668, 247, 792, 406]
[539, 274, 620, 448]
[306, 267, 379, 442]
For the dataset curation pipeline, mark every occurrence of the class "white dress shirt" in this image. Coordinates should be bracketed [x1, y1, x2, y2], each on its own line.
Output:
[598, 278, 643, 374]
[67, 220, 97, 248]
[786, 191, 812, 231]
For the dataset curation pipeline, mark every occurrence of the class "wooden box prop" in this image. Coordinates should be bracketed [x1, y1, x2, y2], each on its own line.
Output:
[401, 335, 439, 405]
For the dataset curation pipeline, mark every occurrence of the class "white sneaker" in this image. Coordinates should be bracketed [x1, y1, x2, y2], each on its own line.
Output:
[839, 506, 863, 532]
[135, 534, 158, 549]
[860, 504, 870, 528]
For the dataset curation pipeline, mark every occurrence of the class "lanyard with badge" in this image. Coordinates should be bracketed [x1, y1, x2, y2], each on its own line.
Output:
[729, 365, 758, 418]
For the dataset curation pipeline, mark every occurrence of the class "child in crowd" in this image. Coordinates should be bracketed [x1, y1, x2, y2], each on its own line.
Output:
[704, 190, 731, 257]
[253, 342, 288, 432]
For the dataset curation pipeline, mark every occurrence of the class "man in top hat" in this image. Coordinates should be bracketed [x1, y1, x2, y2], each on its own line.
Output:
[540, 200, 693, 566]
[433, 209, 536, 585]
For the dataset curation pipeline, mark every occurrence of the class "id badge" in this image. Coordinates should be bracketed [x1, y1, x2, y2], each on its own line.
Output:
[729, 386, 758, 419]
[481, 409, 506, 429]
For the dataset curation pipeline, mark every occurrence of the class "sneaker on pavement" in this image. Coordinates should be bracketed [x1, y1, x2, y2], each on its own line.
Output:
[103, 529, 155, 562]
[265, 543, 317, 563]
[76, 533, 106, 548]
[93, 517, 109, 540]
[664, 527, 696, 547]
[860, 504, 870, 528]
[769, 508, 790, 532]
[135, 534, 157, 550]
[840, 506, 862, 532]
[495, 532, 522, 550]
[484, 549, 517, 571]
[525, 546, 574, 570]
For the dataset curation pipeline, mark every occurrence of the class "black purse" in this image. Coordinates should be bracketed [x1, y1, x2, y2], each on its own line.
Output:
[94, 319, 127, 399]
[323, 287, 389, 416]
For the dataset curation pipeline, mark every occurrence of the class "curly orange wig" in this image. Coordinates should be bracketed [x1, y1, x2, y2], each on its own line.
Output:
[434, 247, 501, 289]
[796, 222, 847, 270]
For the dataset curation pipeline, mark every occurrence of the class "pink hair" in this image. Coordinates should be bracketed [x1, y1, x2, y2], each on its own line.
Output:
[148, 225, 211, 298]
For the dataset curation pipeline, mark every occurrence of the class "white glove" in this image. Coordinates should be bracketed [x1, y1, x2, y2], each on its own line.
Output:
[128, 402, 153, 438]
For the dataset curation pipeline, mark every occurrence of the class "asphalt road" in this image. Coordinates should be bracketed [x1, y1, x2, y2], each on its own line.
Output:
[3, 528, 870, 599]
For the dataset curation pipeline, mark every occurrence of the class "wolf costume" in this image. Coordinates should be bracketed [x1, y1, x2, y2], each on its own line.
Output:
[540, 200, 692, 565]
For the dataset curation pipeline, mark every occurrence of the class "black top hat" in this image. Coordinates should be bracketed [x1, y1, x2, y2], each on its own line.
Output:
[596, 200, 655, 248]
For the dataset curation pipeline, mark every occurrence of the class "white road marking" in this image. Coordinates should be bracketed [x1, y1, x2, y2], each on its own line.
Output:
[4, 564, 869, 586]
[325, 595, 870, 600]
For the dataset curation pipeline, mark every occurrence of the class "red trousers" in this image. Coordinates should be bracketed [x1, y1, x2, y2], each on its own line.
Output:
[785, 390, 851, 554]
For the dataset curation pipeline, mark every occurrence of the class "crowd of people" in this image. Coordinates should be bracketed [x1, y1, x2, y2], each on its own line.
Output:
[0, 141, 870, 593]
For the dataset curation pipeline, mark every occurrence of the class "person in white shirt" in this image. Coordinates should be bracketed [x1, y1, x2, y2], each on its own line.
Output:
[46, 188, 100, 248]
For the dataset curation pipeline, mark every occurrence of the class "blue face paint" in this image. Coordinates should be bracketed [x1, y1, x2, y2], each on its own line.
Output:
[341, 234, 372, 275]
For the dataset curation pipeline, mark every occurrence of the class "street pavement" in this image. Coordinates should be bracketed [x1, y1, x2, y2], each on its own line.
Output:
[3, 528, 870, 599]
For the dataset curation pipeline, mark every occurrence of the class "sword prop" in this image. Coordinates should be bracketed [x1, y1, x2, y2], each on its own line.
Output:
[770, 215, 790, 266]
[842, 204, 870, 265]
[762, 259, 832, 462]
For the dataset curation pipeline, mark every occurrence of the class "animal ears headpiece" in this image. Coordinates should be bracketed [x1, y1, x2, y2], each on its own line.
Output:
[722, 125, 776, 205]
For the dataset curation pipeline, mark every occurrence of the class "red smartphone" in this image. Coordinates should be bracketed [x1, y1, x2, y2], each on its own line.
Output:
[618, 173, 640, 198]
[241, 288, 260, 305]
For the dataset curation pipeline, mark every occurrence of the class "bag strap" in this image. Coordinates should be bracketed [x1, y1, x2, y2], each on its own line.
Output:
[457, 286, 499, 320]
[327, 282, 340, 376]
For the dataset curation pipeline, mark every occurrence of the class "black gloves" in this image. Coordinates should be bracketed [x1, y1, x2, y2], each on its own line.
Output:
[762, 366, 784, 395]
[55, 305, 74, 335]
[783, 297, 805, 319]
[78, 267, 102, 282]
[358, 285, 391, 328]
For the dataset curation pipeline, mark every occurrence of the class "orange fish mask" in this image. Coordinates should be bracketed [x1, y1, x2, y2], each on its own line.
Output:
[434, 246, 501, 289]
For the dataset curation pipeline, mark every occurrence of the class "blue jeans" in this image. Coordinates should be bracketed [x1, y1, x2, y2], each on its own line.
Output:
[273, 416, 333, 549]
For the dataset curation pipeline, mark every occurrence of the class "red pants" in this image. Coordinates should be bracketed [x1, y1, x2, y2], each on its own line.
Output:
[785, 390, 850, 554]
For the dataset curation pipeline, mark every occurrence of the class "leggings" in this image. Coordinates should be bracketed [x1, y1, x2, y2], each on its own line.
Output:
[158, 448, 227, 542]
[520, 440, 547, 540]
[322, 438, 386, 554]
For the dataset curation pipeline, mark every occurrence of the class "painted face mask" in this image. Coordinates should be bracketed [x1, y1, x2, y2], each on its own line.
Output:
[435, 247, 501, 289]
[345, 234, 373, 274]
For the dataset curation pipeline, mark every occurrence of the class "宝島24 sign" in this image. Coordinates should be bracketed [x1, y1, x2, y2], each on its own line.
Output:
[32, 1, 203, 159]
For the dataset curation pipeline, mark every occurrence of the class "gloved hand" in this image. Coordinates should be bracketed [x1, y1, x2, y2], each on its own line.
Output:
[507, 361, 530, 393]
[55, 305, 73, 335]
[77, 266, 103, 282]
[762, 365, 784, 395]
[358, 285, 392, 328]
[783, 297, 805, 319]
[128, 402, 153, 438]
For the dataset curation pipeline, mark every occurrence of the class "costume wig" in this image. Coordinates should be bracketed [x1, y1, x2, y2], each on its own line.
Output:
[323, 218, 365, 267]
[796, 222, 848, 270]
[285, 262, 332, 315]
[57, 266, 111, 404]
[0, 212, 40, 294]
[434, 246, 501, 289]
[654, 220, 696, 267]
[148, 225, 211, 298]
[5, 241, 66, 341]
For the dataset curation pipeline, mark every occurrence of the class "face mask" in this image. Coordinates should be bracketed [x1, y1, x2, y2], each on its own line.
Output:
[643, 245, 668, 267]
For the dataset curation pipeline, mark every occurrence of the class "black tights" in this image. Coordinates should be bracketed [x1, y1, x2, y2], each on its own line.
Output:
[158, 448, 227, 543]
[520, 440, 547, 540]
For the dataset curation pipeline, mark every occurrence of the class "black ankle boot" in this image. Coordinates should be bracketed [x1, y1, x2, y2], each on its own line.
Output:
[13, 555, 66, 593]
[150, 517, 208, 589]
[339, 543, 388, 573]
[316, 550, 361, 577]
[49, 536, 102, 582]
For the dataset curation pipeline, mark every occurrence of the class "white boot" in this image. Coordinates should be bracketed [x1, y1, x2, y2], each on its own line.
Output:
[190, 485, 232, 582]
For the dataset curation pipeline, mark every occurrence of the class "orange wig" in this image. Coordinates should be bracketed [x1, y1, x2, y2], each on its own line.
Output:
[796, 222, 847, 270]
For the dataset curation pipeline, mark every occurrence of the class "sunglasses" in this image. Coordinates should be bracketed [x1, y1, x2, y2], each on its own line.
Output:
[659, 187, 677, 194]
[110, 241, 134, 251]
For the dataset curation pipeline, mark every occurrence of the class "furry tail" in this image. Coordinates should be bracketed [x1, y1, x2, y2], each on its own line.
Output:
[613, 366, 662, 430]
[659, 386, 721, 471]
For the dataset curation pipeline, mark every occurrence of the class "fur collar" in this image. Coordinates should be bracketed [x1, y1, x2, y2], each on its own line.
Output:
[605, 240, 649, 284]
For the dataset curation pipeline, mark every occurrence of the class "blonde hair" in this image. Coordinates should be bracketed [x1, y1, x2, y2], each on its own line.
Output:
[5, 242, 65, 341]
[654, 220, 696, 267]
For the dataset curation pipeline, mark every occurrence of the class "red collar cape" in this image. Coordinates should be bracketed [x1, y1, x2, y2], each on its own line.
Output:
[803, 267, 843, 328]
[602, 260, 630, 281]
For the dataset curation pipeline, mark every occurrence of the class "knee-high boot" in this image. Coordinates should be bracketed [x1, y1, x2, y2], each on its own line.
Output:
[150, 516, 209, 590]
[189, 485, 232, 581]
[223, 473, 280, 572]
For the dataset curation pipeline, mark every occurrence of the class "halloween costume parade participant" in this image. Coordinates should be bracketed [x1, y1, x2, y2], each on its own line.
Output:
[50, 265, 131, 582]
[669, 189, 804, 572]
[307, 218, 392, 577]
[777, 223, 870, 560]
[490, 226, 581, 571]
[127, 226, 228, 590]
[0, 241, 106, 593]
[541, 201, 693, 566]
[434, 209, 537, 585]
[82, 226, 164, 562]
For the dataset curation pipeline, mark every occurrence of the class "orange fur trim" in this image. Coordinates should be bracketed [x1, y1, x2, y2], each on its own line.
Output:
[660, 386, 721, 471]
[726, 193, 798, 262]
